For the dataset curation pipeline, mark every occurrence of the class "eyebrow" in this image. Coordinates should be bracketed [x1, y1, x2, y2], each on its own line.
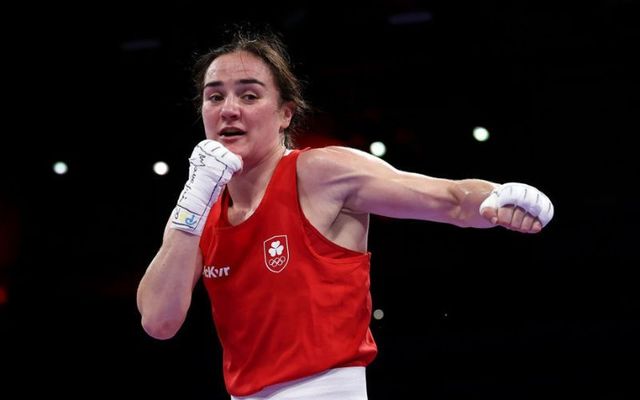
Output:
[204, 79, 266, 89]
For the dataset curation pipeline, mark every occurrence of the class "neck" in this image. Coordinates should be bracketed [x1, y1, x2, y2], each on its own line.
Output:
[227, 144, 287, 209]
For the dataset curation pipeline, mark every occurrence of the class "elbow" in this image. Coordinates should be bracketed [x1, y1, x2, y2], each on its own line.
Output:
[140, 314, 184, 340]
[136, 286, 191, 340]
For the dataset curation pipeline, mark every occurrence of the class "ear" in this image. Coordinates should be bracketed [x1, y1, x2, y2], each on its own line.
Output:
[280, 101, 294, 130]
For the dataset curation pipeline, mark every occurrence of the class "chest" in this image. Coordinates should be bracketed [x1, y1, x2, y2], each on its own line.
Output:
[226, 205, 258, 226]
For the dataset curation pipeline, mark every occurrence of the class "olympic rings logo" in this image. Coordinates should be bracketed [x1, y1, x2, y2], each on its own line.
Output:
[268, 256, 287, 267]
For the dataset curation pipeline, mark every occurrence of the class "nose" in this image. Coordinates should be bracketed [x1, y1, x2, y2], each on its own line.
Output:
[220, 96, 240, 121]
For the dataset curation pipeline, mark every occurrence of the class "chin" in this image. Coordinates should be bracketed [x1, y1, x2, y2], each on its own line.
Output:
[224, 144, 248, 160]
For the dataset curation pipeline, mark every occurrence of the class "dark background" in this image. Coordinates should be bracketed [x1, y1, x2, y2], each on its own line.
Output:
[1, 0, 638, 398]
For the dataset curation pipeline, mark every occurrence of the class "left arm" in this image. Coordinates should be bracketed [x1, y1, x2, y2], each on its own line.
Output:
[299, 147, 553, 233]
[343, 157, 500, 229]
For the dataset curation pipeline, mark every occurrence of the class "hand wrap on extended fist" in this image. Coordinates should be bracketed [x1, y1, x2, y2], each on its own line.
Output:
[479, 182, 554, 228]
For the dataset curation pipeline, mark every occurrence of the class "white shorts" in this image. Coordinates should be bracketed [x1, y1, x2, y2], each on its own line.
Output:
[230, 367, 368, 400]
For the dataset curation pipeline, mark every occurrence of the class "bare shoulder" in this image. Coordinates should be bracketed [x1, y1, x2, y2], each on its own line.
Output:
[297, 146, 379, 181]
[298, 145, 360, 165]
[296, 146, 368, 204]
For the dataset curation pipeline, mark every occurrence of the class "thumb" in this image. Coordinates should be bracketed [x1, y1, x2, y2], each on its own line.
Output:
[481, 207, 498, 225]
[479, 190, 499, 225]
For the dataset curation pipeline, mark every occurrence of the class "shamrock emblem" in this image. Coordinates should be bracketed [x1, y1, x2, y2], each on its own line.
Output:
[268, 240, 284, 257]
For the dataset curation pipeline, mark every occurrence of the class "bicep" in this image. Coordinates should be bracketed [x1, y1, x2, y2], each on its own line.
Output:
[301, 147, 463, 224]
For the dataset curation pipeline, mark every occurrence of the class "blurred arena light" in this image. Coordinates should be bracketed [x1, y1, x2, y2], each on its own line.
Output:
[153, 161, 169, 176]
[53, 161, 68, 175]
[473, 126, 490, 142]
[370, 141, 387, 157]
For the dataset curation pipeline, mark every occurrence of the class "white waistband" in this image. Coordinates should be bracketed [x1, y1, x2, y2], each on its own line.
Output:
[231, 367, 367, 400]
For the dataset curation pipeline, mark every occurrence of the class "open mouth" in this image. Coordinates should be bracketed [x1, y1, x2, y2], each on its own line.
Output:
[220, 128, 246, 137]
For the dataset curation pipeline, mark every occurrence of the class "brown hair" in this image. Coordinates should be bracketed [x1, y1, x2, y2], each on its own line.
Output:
[193, 28, 309, 148]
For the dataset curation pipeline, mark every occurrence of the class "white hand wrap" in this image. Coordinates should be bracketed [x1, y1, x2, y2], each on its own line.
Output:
[170, 139, 242, 235]
[479, 182, 554, 227]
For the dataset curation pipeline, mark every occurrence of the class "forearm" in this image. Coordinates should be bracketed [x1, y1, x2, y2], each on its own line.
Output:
[136, 228, 202, 339]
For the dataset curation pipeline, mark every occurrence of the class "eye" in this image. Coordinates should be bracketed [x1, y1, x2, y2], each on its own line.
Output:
[207, 93, 224, 102]
[242, 93, 258, 101]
